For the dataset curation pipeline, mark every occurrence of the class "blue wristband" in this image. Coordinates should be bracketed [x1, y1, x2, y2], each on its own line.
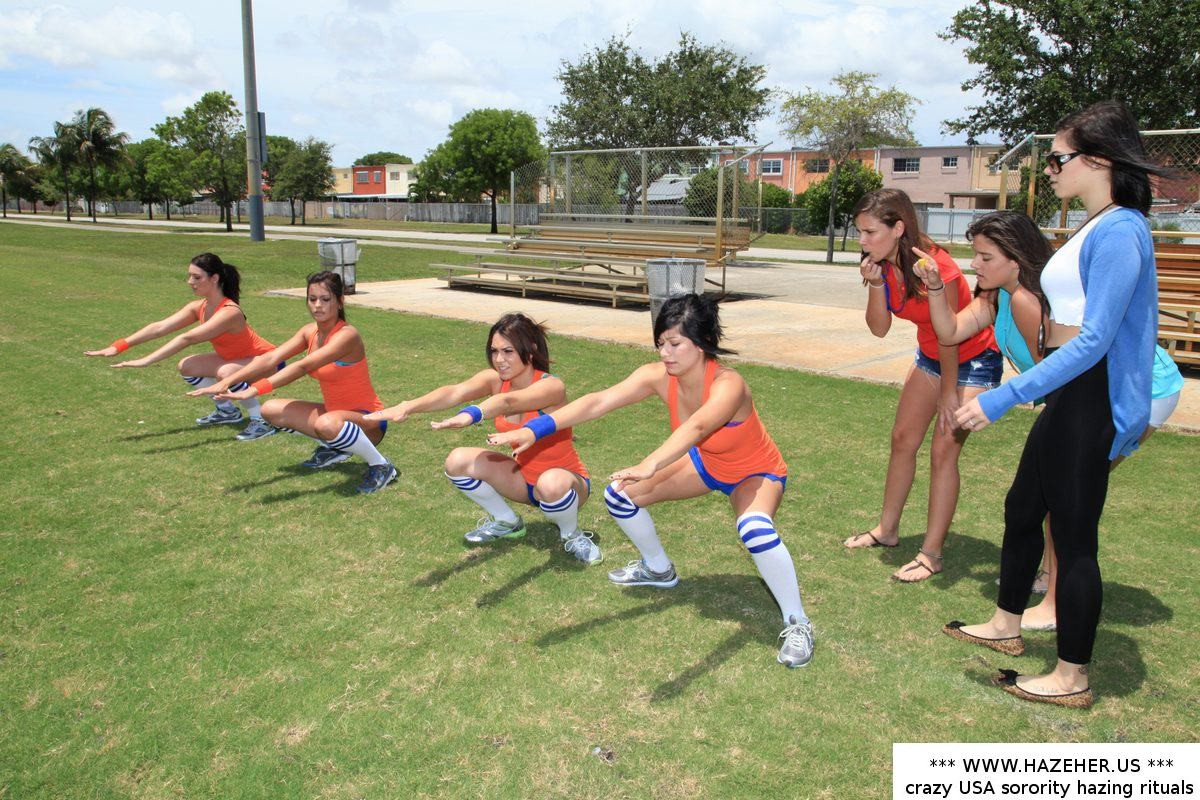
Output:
[458, 405, 483, 424]
[522, 414, 557, 441]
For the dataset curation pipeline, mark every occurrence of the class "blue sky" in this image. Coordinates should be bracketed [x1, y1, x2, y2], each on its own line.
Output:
[0, 0, 985, 166]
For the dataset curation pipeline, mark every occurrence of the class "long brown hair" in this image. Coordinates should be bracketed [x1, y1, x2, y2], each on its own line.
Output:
[965, 211, 1053, 323]
[306, 271, 346, 321]
[852, 188, 934, 301]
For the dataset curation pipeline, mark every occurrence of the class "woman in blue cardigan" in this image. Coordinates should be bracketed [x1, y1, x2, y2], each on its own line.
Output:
[942, 101, 1164, 708]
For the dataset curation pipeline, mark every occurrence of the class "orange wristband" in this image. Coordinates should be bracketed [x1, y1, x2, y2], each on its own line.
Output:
[252, 379, 274, 396]
[113, 338, 130, 353]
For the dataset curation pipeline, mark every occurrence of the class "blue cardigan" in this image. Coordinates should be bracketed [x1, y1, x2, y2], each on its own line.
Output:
[977, 207, 1157, 459]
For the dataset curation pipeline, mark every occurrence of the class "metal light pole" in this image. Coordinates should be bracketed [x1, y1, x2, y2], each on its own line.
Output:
[241, 0, 265, 241]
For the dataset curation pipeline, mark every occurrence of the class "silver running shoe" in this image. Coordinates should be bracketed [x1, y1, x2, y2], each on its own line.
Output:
[357, 461, 398, 494]
[301, 445, 351, 469]
[777, 617, 815, 669]
[563, 529, 602, 565]
[607, 559, 679, 588]
[463, 516, 526, 543]
[235, 418, 277, 441]
[196, 407, 244, 426]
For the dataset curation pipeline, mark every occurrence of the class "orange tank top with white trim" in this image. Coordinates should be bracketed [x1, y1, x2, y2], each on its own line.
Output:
[195, 297, 274, 360]
[493, 370, 589, 485]
[306, 320, 383, 412]
[668, 358, 787, 483]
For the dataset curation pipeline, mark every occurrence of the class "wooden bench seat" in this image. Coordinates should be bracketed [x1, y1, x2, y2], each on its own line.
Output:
[435, 262, 651, 307]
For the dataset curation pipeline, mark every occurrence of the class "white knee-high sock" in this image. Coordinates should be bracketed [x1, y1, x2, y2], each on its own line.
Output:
[604, 482, 670, 572]
[737, 512, 807, 625]
[445, 472, 519, 524]
[227, 381, 263, 420]
[184, 375, 236, 413]
[538, 488, 580, 539]
[326, 421, 387, 466]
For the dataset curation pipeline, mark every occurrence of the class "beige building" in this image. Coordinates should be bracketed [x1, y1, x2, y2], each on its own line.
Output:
[876, 145, 1005, 208]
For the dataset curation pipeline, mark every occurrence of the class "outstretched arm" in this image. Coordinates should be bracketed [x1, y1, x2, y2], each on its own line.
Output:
[487, 363, 661, 454]
[429, 372, 565, 430]
[365, 369, 498, 425]
[111, 306, 244, 368]
[216, 326, 358, 401]
[913, 247, 995, 346]
[86, 302, 199, 356]
[188, 328, 308, 397]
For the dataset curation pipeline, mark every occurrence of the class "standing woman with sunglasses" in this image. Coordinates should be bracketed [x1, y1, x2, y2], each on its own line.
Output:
[844, 189, 1001, 582]
[944, 101, 1163, 708]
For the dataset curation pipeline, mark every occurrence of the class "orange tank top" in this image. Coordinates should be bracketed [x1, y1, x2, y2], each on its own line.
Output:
[305, 320, 383, 412]
[668, 358, 787, 483]
[195, 298, 274, 361]
[493, 370, 589, 485]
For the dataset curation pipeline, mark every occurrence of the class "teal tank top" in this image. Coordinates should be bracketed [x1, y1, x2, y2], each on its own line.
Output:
[995, 289, 1036, 374]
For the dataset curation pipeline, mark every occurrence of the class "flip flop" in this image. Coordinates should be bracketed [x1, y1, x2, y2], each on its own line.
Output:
[992, 669, 1094, 709]
[844, 531, 898, 549]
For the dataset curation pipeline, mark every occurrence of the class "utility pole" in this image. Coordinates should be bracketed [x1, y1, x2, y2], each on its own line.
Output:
[241, 0, 265, 241]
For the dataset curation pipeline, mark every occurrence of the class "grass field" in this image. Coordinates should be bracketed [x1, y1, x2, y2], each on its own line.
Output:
[1, 223, 1196, 798]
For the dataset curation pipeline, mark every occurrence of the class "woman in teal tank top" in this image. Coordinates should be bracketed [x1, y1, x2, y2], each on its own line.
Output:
[917, 210, 1184, 633]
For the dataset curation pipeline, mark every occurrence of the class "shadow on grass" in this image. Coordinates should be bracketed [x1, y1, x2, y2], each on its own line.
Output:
[140, 438, 235, 455]
[410, 523, 596, 607]
[536, 572, 779, 702]
[117, 425, 206, 441]
[960, 629, 1146, 700]
[843, 531, 1002, 590]
[225, 463, 368, 500]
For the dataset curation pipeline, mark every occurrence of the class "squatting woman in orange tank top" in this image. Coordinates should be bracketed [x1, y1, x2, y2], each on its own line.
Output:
[193, 271, 396, 495]
[364, 313, 599, 564]
[85, 252, 278, 441]
[487, 294, 815, 670]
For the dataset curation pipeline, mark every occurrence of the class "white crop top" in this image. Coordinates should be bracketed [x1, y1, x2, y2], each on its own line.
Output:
[1040, 208, 1115, 326]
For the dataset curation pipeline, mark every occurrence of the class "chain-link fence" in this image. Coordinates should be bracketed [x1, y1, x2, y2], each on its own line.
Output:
[510, 145, 765, 252]
[993, 129, 1200, 238]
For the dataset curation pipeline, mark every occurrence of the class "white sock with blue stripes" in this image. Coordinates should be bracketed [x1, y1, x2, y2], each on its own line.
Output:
[538, 488, 580, 539]
[604, 482, 670, 573]
[445, 472, 519, 524]
[227, 381, 263, 420]
[183, 375, 236, 413]
[737, 512, 806, 624]
[325, 421, 387, 466]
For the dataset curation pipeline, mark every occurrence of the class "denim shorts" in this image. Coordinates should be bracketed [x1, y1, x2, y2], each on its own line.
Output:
[914, 347, 1002, 388]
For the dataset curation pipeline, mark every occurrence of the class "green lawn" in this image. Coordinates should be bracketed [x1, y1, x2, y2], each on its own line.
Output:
[1, 223, 1196, 798]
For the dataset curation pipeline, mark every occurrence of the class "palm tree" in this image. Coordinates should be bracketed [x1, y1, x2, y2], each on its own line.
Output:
[71, 108, 129, 223]
[0, 143, 31, 218]
[30, 122, 81, 221]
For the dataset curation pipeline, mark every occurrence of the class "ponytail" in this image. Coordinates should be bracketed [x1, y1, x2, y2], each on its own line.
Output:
[190, 252, 241, 303]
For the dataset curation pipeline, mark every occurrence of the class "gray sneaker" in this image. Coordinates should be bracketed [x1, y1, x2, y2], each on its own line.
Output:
[607, 559, 678, 588]
[563, 529, 602, 565]
[777, 617, 814, 669]
[196, 407, 244, 426]
[463, 516, 526, 543]
[301, 445, 351, 469]
[235, 418, 277, 441]
[357, 461, 398, 494]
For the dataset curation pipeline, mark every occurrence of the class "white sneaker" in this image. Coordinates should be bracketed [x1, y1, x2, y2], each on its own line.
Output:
[563, 529, 602, 564]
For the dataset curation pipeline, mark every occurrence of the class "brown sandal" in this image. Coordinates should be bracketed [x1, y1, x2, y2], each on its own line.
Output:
[891, 548, 943, 583]
[844, 531, 899, 549]
[993, 669, 1094, 709]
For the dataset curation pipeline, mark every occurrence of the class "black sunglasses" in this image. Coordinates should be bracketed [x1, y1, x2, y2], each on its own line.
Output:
[1045, 151, 1083, 174]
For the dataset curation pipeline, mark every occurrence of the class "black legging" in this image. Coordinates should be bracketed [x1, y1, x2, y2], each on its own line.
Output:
[996, 354, 1114, 665]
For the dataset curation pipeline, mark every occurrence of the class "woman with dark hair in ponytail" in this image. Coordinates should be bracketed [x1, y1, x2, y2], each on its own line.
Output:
[85, 252, 278, 441]
[488, 293, 815, 669]
[194, 271, 396, 495]
[943, 101, 1166, 708]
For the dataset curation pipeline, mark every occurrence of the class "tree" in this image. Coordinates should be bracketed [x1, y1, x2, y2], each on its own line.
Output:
[547, 33, 770, 149]
[154, 91, 246, 232]
[760, 182, 795, 234]
[796, 159, 883, 247]
[71, 107, 129, 223]
[354, 151, 411, 165]
[780, 71, 917, 262]
[414, 109, 545, 233]
[683, 166, 756, 219]
[29, 121, 81, 221]
[942, 0, 1200, 142]
[264, 135, 300, 222]
[0, 143, 32, 218]
[125, 139, 192, 220]
[270, 137, 334, 225]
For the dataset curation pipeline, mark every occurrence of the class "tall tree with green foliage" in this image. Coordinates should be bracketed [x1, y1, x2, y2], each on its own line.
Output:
[942, 0, 1200, 142]
[270, 137, 335, 225]
[71, 108, 129, 223]
[353, 151, 411, 166]
[124, 139, 194, 220]
[413, 109, 545, 233]
[154, 91, 246, 232]
[780, 71, 917, 263]
[264, 135, 300, 221]
[547, 33, 770, 149]
[0, 143, 31, 218]
[29, 121, 81, 221]
[796, 159, 883, 246]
